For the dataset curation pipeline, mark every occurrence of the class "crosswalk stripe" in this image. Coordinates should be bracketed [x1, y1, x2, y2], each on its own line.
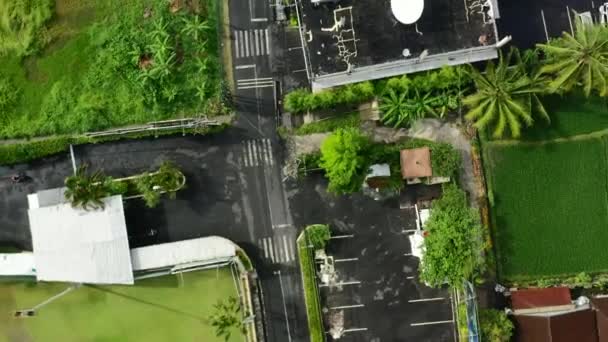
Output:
[239, 31, 244, 58]
[259, 140, 268, 165]
[254, 30, 260, 56]
[268, 238, 276, 263]
[260, 239, 267, 259]
[282, 235, 291, 262]
[235, 31, 240, 58]
[251, 140, 258, 166]
[242, 144, 249, 167]
[265, 28, 270, 55]
[264, 138, 274, 165]
[244, 31, 250, 57]
[248, 140, 255, 166]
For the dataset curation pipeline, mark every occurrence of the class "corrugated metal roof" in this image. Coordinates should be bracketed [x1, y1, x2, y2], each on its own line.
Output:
[130, 236, 236, 271]
[28, 193, 134, 285]
[0, 252, 36, 277]
[512, 287, 572, 310]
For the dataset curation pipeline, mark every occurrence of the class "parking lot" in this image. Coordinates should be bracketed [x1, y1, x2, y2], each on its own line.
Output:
[287, 175, 456, 342]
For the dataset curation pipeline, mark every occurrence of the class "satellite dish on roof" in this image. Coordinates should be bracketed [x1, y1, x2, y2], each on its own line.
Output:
[391, 0, 424, 25]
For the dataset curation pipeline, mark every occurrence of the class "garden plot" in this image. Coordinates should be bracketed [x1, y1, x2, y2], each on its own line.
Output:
[487, 136, 608, 281]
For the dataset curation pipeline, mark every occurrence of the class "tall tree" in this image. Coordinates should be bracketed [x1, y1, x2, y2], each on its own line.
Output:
[319, 128, 370, 194]
[537, 16, 608, 97]
[181, 15, 210, 42]
[464, 48, 549, 138]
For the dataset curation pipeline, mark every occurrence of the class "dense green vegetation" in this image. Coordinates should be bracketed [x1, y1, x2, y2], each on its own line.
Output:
[486, 136, 608, 280]
[297, 230, 325, 342]
[420, 184, 485, 287]
[318, 128, 461, 194]
[0, 269, 240, 341]
[479, 309, 514, 342]
[0, 0, 225, 139]
[0, 0, 53, 57]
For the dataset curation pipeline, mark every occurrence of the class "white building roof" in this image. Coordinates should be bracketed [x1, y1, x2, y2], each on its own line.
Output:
[131, 236, 236, 272]
[27, 190, 134, 285]
[0, 252, 36, 277]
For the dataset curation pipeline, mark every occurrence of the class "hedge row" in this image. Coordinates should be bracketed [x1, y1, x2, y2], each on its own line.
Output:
[297, 232, 326, 342]
[284, 81, 375, 114]
[0, 124, 230, 166]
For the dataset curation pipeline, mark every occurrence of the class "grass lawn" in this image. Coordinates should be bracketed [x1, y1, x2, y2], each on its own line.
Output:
[520, 93, 608, 140]
[486, 137, 608, 281]
[0, 0, 224, 139]
[0, 268, 240, 342]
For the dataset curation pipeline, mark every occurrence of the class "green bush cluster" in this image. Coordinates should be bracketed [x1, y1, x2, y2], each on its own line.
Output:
[305, 224, 331, 250]
[0, 76, 20, 116]
[317, 128, 460, 194]
[479, 309, 514, 342]
[0, 0, 53, 56]
[284, 81, 375, 114]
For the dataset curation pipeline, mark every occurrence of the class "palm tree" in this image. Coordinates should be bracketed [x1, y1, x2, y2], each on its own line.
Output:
[64, 165, 109, 210]
[181, 15, 210, 42]
[380, 88, 438, 128]
[209, 297, 245, 342]
[464, 48, 549, 138]
[537, 15, 608, 97]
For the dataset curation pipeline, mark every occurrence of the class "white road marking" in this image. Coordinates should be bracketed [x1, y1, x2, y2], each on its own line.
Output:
[334, 258, 358, 263]
[282, 235, 290, 262]
[261, 238, 269, 259]
[275, 236, 284, 262]
[264, 138, 274, 165]
[251, 18, 268, 22]
[343, 328, 368, 333]
[276, 270, 293, 342]
[408, 297, 446, 303]
[244, 31, 250, 57]
[410, 320, 454, 327]
[329, 304, 364, 310]
[268, 238, 276, 263]
[252, 140, 260, 166]
[234, 31, 240, 58]
[265, 28, 270, 54]
[406, 276, 415, 279]
[256, 30, 262, 56]
[273, 224, 291, 229]
[404, 253, 412, 256]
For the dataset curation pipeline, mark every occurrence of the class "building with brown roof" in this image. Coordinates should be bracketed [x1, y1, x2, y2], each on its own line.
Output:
[514, 309, 598, 342]
[511, 287, 574, 315]
[400, 147, 432, 182]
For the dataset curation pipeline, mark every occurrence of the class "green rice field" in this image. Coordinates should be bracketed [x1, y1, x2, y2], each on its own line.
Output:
[0, 268, 240, 342]
[485, 95, 608, 282]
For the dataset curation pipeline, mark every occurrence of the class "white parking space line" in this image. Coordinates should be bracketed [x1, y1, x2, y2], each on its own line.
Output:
[410, 320, 454, 327]
[408, 297, 446, 303]
[344, 328, 368, 333]
[334, 258, 358, 263]
[330, 234, 354, 239]
[329, 304, 364, 310]
[235, 64, 255, 70]
[403, 253, 412, 256]
[319, 281, 361, 287]
[406, 276, 415, 280]
[251, 18, 268, 22]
